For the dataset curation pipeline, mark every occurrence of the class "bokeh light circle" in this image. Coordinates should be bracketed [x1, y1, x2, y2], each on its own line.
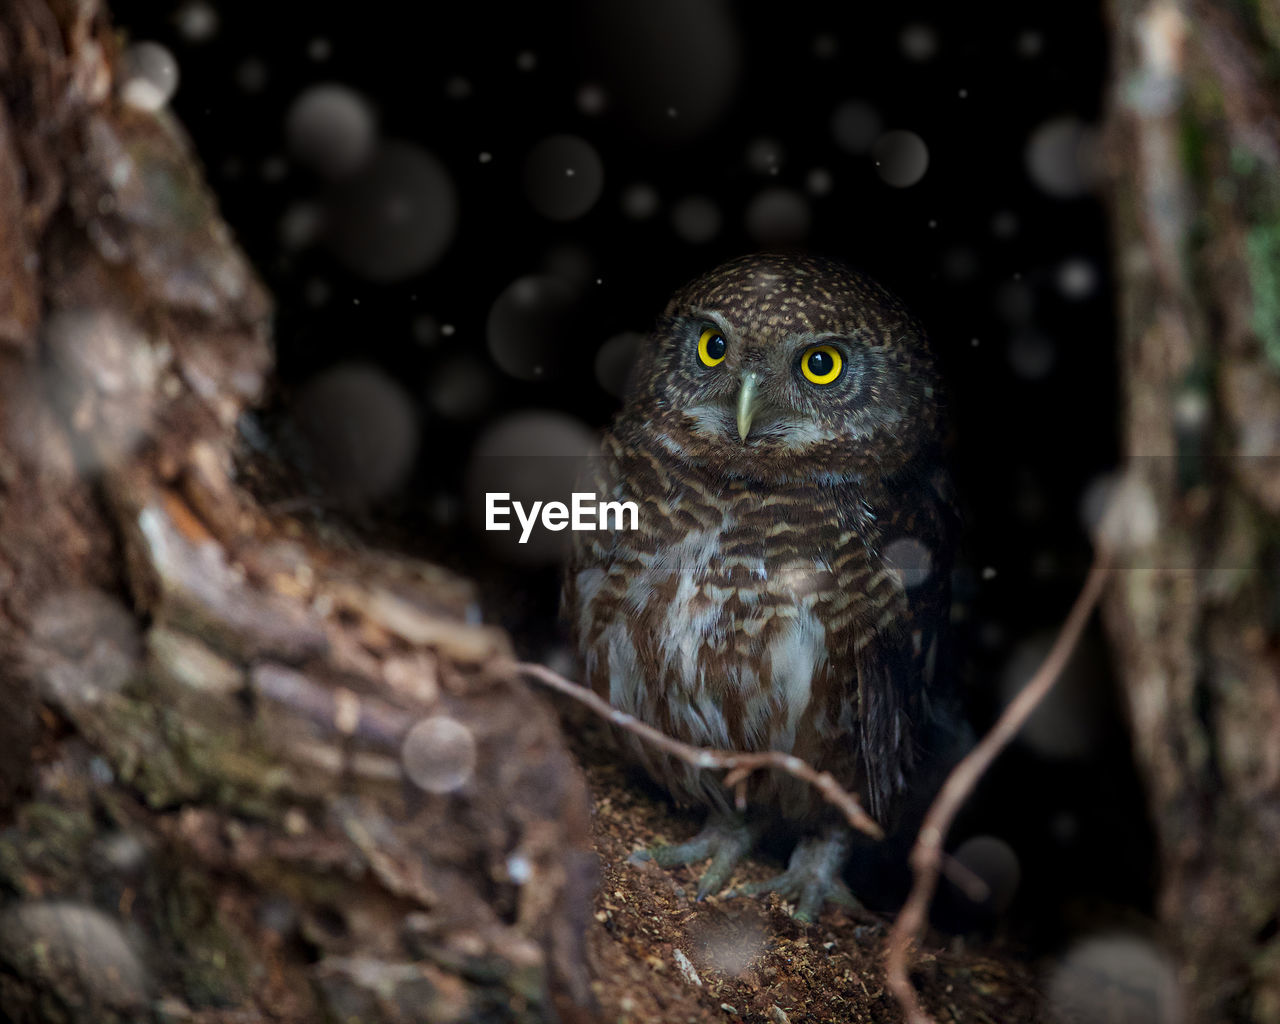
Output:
[524, 134, 605, 221]
[1047, 934, 1183, 1024]
[402, 716, 478, 794]
[322, 141, 457, 282]
[672, 196, 722, 244]
[1008, 331, 1056, 379]
[120, 42, 180, 111]
[883, 537, 933, 588]
[173, 1, 218, 41]
[746, 138, 784, 175]
[465, 411, 597, 565]
[745, 188, 811, 245]
[286, 84, 377, 180]
[1058, 258, 1099, 299]
[293, 363, 419, 505]
[486, 275, 580, 381]
[427, 357, 494, 420]
[900, 23, 938, 61]
[1026, 117, 1100, 198]
[872, 130, 929, 187]
[595, 332, 644, 398]
[582, 0, 741, 140]
[831, 99, 881, 154]
[622, 183, 661, 220]
[0, 902, 150, 1012]
[953, 835, 1021, 916]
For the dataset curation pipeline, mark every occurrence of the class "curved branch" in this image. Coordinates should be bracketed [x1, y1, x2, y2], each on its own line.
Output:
[883, 553, 1113, 1024]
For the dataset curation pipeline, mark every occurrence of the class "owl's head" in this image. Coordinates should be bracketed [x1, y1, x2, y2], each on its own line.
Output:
[622, 253, 942, 483]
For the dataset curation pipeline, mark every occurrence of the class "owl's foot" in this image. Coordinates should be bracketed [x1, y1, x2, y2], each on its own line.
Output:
[630, 813, 766, 901]
[727, 826, 858, 923]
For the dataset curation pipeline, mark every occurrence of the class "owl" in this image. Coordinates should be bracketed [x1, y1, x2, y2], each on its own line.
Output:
[563, 253, 955, 920]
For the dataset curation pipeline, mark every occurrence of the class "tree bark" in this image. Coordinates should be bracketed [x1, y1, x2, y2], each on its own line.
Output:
[1103, 1, 1280, 1020]
[0, 2, 596, 1022]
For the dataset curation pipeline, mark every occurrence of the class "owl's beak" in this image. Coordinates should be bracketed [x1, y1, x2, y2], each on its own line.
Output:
[736, 372, 764, 443]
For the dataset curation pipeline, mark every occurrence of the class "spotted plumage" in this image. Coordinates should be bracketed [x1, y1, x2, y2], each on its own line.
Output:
[564, 253, 955, 917]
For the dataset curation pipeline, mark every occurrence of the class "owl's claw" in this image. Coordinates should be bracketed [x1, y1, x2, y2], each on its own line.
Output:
[630, 813, 764, 901]
[726, 827, 858, 923]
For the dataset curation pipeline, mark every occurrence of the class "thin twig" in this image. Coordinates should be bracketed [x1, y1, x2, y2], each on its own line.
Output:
[515, 660, 884, 841]
[516, 661, 988, 897]
[883, 553, 1113, 1024]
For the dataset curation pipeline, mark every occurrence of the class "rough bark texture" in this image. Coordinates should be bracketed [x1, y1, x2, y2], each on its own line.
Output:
[0, 3, 597, 1022]
[1103, 1, 1280, 1020]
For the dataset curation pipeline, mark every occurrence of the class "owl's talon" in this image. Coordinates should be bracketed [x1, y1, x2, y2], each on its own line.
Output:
[635, 813, 762, 899]
[726, 826, 858, 922]
[695, 837, 749, 901]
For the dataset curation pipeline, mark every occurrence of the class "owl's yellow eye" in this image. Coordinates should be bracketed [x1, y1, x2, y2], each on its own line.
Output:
[800, 344, 843, 385]
[698, 328, 727, 367]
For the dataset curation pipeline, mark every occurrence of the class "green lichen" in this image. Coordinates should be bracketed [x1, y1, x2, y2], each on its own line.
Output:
[111, 669, 290, 819]
[1245, 222, 1280, 372]
[1179, 107, 1209, 190]
[160, 867, 255, 1008]
[0, 804, 97, 896]
[84, 694, 204, 809]
[1231, 144, 1261, 180]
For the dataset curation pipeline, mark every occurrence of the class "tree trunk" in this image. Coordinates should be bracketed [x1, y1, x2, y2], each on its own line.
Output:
[1102, 1, 1280, 1020]
[0, 2, 596, 1021]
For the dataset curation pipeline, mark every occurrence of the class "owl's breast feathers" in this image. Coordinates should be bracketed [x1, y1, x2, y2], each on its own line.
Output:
[565, 429, 954, 823]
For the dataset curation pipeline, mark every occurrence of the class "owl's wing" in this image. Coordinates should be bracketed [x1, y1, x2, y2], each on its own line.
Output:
[853, 463, 959, 823]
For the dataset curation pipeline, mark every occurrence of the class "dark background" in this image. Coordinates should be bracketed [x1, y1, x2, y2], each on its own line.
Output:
[112, 0, 1153, 950]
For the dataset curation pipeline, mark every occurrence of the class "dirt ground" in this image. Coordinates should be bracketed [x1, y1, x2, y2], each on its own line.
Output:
[576, 751, 1048, 1024]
